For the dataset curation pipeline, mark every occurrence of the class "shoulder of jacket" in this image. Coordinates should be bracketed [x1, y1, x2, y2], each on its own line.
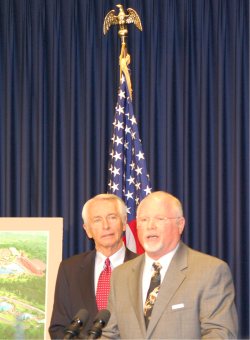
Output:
[60, 249, 95, 266]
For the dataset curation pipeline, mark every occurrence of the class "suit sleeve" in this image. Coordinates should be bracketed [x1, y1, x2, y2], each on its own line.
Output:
[101, 272, 121, 339]
[49, 262, 72, 339]
[200, 261, 238, 339]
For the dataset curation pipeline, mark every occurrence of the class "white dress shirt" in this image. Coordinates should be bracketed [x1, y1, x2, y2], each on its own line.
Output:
[94, 244, 126, 293]
[142, 243, 179, 306]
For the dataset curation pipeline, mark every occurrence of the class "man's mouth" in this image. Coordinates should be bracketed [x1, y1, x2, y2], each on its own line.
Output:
[146, 235, 158, 240]
[102, 233, 114, 238]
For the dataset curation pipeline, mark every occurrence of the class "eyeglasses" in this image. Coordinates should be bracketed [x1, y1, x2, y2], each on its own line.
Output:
[137, 216, 181, 227]
[92, 214, 119, 226]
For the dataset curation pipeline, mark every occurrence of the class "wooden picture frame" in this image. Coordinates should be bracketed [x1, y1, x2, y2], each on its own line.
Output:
[0, 218, 63, 340]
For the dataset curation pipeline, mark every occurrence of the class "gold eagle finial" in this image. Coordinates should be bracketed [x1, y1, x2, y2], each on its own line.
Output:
[103, 4, 142, 36]
[103, 5, 142, 100]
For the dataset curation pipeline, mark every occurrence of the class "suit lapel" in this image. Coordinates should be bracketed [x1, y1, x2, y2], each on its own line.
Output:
[78, 247, 136, 316]
[79, 250, 98, 313]
[146, 242, 188, 337]
[124, 248, 138, 261]
[77, 248, 135, 311]
[128, 255, 147, 338]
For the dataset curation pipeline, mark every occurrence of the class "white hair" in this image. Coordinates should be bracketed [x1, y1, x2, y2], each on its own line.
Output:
[82, 193, 127, 224]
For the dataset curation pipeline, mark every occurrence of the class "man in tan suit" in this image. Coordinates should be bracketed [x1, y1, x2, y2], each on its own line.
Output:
[102, 191, 238, 339]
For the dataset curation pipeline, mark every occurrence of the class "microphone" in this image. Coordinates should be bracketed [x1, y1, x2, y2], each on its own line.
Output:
[63, 309, 89, 339]
[87, 309, 111, 339]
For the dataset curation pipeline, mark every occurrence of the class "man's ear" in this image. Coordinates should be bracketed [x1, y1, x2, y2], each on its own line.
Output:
[177, 217, 185, 235]
[122, 221, 127, 232]
[83, 224, 93, 239]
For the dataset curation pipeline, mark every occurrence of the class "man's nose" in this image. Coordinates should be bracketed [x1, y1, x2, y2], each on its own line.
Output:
[147, 217, 156, 229]
[102, 218, 110, 229]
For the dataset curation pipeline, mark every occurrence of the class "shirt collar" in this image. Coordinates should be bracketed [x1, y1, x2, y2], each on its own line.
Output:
[96, 243, 126, 269]
[144, 242, 180, 270]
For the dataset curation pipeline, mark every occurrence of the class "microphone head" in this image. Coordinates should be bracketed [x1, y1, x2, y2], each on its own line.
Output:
[64, 309, 89, 339]
[74, 309, 89, 324]
[87, 310, 111, 339]
[94, 309, 111, 326]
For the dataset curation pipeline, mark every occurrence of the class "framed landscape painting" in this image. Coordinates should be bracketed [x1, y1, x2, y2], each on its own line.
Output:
[0, 218, 63, 340]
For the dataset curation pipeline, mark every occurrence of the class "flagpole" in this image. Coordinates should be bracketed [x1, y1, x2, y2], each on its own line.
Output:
[104, 5, 151, 254]
[103, 4, 142, 99]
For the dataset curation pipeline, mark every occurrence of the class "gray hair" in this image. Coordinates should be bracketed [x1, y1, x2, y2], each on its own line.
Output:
[82, 194, 127, 225]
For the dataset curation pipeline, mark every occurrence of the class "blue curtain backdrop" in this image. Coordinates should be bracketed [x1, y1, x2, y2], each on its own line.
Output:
[0, 0, 248, 337]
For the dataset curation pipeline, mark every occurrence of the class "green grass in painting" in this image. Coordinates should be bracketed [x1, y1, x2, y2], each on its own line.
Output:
[0, 231, 48, 339]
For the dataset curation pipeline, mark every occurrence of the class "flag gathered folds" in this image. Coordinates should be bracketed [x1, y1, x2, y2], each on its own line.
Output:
[107, 59, 151, 254]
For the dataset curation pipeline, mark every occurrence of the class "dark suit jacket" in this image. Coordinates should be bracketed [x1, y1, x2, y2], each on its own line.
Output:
[49, 247, 137, 339]
[103, 241, 238, 339]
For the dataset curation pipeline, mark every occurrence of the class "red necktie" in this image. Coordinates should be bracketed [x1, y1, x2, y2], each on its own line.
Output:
[96, 258, 112, 310]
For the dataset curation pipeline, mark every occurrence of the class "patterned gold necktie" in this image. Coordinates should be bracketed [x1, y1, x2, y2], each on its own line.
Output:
[144, 262, 162, 328]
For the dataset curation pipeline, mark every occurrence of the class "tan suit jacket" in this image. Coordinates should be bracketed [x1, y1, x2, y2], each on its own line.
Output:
[103, 242, 238, 339]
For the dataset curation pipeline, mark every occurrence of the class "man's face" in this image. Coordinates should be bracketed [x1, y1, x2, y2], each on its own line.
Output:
[137, 195, 185, 259]
[84, 200, 126, 255]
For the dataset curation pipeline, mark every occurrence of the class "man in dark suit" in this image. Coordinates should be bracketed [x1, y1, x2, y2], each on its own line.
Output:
[102, 191, 238, 339]
[49, 193, 137, 339]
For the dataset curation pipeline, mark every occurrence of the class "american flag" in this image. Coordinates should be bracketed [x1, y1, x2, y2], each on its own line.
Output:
[107, 72, 152, 254]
